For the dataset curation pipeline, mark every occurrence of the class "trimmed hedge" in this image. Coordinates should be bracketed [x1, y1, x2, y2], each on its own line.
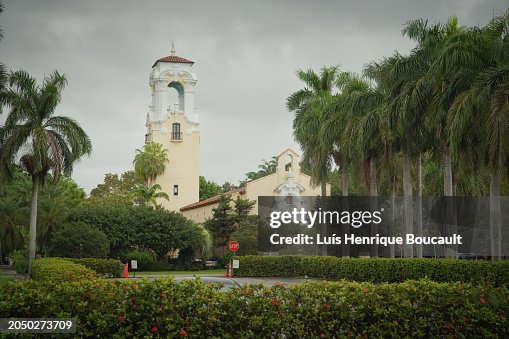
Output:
[124, 250, 158, 271]
[0, 278, 507, 337]
[31, 258, 97, 283]
[235, 256, 509, 286]
[66, 258, 122, 277]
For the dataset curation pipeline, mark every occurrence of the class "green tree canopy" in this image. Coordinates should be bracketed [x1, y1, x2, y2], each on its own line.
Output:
[199, 176, 223, 201]
[48, 221, 109, 258]
[204, 195, 256, 248]
[67, 204, 204, 259]
[88, 170, 142, 206]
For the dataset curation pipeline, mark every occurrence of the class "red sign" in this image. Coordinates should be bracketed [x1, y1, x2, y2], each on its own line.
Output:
[228, 241, 239, 252]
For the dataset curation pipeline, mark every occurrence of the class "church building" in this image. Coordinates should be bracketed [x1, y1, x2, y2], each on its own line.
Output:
[143, 47, 330, 222]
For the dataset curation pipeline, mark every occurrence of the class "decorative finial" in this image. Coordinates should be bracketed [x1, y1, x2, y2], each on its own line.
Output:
[171, 41, 176, 56]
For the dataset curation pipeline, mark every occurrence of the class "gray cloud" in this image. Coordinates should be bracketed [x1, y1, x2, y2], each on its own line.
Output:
[1, 0, 507, 193]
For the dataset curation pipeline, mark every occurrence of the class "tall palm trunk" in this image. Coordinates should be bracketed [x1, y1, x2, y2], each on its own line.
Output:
[390, 174, 396, 258]
[490, 172, 502, 260]
[341, 153, 349, 197]
[402, 152, 414, 257]
[443, 144, 453, 196]
[28, 175, 40, 276]
[341, 162, 350, 257]
[369, 155, 378, 257]
[416, 154, 423, 258]
[342, 171, 349, 196]
[369, 156, 377, 196]
[443, 144, 456, 258]
[321, 180, 328, 256]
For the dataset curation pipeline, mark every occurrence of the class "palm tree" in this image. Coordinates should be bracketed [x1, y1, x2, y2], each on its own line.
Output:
[287, 66, 339, 197]
[133, 142, 169, 186]
[243, 156, 278, 182]
[287, 66, 339, 256]
[403, 17, 465, 198]
[322, 72, 371, 196]
[131, 183, 170, 207]
[0, 70, 92, 274]
[446, 10, 509, 259]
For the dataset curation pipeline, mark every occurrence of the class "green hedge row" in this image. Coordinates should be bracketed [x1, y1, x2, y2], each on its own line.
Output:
[235, 256, 509, 286]
[66, 258, 122, 277]
[0, 278, 507, 337]
[31, 258, 97, 283]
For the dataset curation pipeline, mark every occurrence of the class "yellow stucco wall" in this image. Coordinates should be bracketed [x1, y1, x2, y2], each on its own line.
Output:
[147, 114, 200, 212]
[181, 149, 330, 224]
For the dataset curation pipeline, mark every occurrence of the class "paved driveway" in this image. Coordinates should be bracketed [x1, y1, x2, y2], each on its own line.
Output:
[138, 274, 319, 287]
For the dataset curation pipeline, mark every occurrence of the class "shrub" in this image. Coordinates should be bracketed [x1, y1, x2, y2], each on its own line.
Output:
[0, 278, 507, 337]
[176, 247, 199, 270]
[11, 251, 28, 274]
[235, 256, 509, 286]
[31, 258, 97, 283]
[48, 222, 109, 258]
[124, 250, 157, 271]
[66, 258, 122, 277]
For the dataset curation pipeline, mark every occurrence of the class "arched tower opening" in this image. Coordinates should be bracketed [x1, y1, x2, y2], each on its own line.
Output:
[167, 81, 184, 112]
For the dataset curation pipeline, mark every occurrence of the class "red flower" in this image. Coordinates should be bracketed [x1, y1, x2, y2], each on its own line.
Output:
[323, 303, 330, 309]
[161, 293, 167, 299]
[180, 330, 188, 336]
[131, 296, 137, 302]
[117, 314, 124, 321]
[151, 327, 157, 332]
[500, 314, 506, 320]
[443, 323, 451, 330]
[320, 333, 325, 338]
[348, 331, 353, 337]
[273, 299, 279, 306]
[325, 280, 331, 284]
[363, 287, 369, 293]
[480, 297, 486, 305]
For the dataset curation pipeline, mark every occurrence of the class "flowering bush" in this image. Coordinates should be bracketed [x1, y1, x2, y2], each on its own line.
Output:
[0, 277, 507, 337]
[235, 256, 509, 286]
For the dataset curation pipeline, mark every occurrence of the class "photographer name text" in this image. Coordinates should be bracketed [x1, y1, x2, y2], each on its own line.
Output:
[269, 233, 463, 246]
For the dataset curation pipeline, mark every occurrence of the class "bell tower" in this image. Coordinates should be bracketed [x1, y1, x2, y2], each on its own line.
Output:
[145, 43, 200, 211]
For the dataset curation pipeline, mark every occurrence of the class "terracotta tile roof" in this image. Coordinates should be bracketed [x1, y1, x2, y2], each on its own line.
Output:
[180, 187, 246, 212]
[152, 55, 194, 68]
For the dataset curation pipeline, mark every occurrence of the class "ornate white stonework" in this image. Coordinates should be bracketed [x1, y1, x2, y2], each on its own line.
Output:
[275, 169, 305, 196]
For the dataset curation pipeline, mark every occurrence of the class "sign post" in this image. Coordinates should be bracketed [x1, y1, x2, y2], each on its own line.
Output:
[228, 241, 239, 277]
[131, 260, 138, 278]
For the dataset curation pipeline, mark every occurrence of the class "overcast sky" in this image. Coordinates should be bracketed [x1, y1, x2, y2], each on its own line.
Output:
[1, 0, 507, 194]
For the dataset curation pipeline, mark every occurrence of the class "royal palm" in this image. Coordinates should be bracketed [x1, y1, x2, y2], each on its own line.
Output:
[0, 70, 91, 274]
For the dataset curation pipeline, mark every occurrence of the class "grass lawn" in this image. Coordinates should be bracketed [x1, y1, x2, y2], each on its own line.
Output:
[136, 268, 225, 276]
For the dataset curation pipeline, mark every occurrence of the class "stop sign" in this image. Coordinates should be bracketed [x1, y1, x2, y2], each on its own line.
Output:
[228, 241, 239, 252]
